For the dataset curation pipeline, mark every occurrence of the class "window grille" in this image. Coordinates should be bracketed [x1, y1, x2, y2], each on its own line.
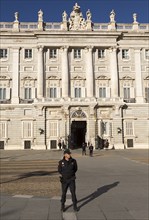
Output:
[25, 49, 32, 59]
[74, 49, 81, 59]
[0, 49, 7, 58]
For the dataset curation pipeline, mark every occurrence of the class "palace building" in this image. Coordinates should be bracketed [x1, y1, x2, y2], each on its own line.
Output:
[0, 3, 149, 150]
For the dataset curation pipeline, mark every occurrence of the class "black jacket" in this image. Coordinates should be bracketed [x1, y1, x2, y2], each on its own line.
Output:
[58, 157, 78, 180]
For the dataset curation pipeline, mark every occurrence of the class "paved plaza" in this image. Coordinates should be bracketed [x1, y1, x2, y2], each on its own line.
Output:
[0, 149, 149, 220]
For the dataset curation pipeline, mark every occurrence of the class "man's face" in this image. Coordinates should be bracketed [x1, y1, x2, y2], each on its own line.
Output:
[64, 153, 71, 160]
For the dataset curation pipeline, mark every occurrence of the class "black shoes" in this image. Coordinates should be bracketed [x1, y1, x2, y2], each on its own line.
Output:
[61, 204, 65, 212]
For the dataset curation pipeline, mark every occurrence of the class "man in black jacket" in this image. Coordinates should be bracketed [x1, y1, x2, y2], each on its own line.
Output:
[58, 149, 78, 212]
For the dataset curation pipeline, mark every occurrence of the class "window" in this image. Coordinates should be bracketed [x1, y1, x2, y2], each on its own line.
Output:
[99, 87, 106, 98]
[0, 122, 6, 138]
[125, 121, 133, 135]
[145, 87, 149, 102]
[49, 49, 57, 58]
[124, 87, 130, 99]
[0, 88, 6, 100]
[74, 49, 81, 59]
[49, 88, 57, 98]
[25, 49, 32, 59]
[75, 88, 81, 98]
[122, 49, 129, 59]
[98, 49, 105, 58]
[145, 49, 149, 59]
[0, 49, 7, 58]
[24, 88, 32, 99]
[49, 122, 58, 137]
[23, 121, 32, 138]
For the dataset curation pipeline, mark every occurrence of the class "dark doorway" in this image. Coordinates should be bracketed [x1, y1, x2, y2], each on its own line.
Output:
[24, 140, 31, 149]
[71, 121, 86, 148]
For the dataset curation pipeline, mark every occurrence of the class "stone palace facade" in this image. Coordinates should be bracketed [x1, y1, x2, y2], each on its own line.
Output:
[0, 3, 149, 150]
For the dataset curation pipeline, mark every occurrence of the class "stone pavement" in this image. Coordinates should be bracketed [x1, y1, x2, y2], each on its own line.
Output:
[0, 149, 148, 220]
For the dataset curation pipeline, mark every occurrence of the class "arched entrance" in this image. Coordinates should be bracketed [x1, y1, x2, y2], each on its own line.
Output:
[70, 109, 87, 149]
[71, 121, 86, 148]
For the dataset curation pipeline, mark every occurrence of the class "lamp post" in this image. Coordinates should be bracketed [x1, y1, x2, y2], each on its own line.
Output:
[120, 104, 128, 148]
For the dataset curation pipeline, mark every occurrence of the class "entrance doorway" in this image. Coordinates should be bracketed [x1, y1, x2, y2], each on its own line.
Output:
[71, 121, 86, 148]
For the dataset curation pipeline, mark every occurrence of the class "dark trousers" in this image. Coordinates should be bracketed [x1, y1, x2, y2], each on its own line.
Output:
[61, 179, 77, 205]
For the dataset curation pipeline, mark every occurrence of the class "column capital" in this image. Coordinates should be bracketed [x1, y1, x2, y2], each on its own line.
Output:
[85, 45, 93, 53]
[37, 45, 44, 52]
[60, 46, 69, 52]
[134, 48, 142, 53]
[109, 46, 117, 53]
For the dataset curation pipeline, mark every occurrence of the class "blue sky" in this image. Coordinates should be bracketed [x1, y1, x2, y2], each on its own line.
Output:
[0, 0, 149, 23]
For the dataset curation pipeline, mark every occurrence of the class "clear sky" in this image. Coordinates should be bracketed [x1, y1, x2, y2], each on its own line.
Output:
[0, 0, 149, 24]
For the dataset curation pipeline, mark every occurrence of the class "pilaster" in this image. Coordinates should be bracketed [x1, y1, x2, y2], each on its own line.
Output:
[61, 46, 69, 98]
[37, 46, 44, 99]
[109, 47, 118, 98]
[12, 47, 20, 104]
[134, 48, 144, 103]
[85, 46, 94, 98]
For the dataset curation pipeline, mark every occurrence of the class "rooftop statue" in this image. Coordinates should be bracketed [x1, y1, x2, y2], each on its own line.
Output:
[86, 9, 91, 21]
[38, 9, 43, 22]
[133, 13, 138, 23]
[14, 12, 19, 22]
[110, 9, 116, 23]
[68, 3, 92, 30]
[62, 11, 67, 22]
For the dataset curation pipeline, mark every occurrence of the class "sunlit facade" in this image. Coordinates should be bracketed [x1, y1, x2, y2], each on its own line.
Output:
[0, 3, 149, 150]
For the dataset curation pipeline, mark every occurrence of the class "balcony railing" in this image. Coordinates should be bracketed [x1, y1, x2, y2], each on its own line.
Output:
[20, 99, 34, 104]
[124, 98, 136, 103]
[0, 99, 11, 104]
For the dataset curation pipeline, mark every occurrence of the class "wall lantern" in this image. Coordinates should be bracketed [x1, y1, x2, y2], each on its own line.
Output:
[117, 127, 122, 134]
[39, 128, 44, 134]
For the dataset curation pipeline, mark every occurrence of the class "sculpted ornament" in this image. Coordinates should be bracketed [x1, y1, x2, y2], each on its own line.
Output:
[68, 3, 92, 30]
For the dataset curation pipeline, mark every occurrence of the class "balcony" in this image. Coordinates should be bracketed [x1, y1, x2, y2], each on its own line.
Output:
[20, 99, 34, 104]
[0, 99, 11, 104]
[124, 98, 136, 103]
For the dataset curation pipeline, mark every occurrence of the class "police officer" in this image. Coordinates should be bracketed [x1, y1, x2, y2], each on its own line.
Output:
[58, 149, 78, 212]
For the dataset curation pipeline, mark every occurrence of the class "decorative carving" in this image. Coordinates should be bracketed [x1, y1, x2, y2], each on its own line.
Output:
[68, 3, 92, 30]
[72, 108, 86, 118]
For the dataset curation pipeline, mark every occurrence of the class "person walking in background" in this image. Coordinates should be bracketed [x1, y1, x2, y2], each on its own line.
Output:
[58, 149, 79, 212]
[89, 143, 94, 157]
[82, 142, 86, 155]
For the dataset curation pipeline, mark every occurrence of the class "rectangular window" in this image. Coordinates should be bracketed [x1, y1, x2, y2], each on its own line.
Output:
[0, 88, 6, 100]
[49, 49, 57, 58]
[98, 49, 105, 58]
[49, 122, 58, 137]
[75, 88, 81, 98]
[0, 122, 6, 138]
[122, 49, 129, 59]
[124, 87, 130, 99]
[24, 88, 32, 99]
[49, 88, 57, 98]
[99, 87, 106, 98]
[145, 87, 149, 102]
[74, 49, 81, 59]
[0, 49, 7, 58]
[25, 49, 32, 59]
[125, 121, 133, 135]
[23, 121, 32, 138]
[145, 49, 149, 59]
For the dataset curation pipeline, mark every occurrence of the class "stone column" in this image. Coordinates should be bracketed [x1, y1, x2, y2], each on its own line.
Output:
[12, 47, 20, 104]
[109, 47, 118, 98]
[85, 46, 94, 97]
[134, 48, 144, 103]
[37, 46, 44, 99]
[61, 46, 69, 98]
